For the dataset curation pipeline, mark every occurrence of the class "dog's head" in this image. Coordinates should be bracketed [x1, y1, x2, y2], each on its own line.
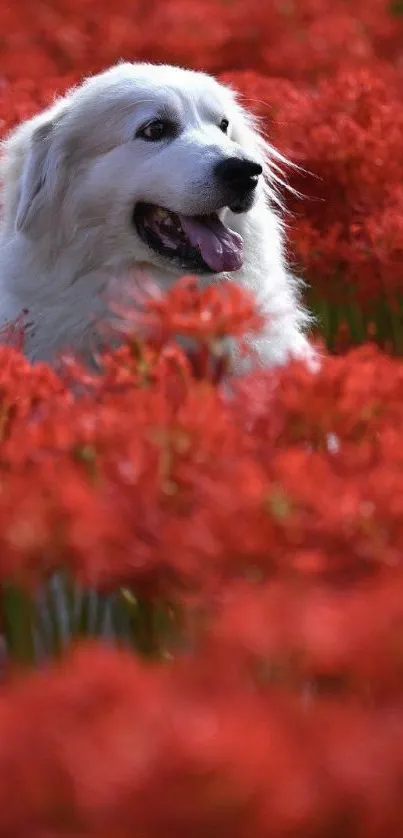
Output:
[1, 63, 277, 277]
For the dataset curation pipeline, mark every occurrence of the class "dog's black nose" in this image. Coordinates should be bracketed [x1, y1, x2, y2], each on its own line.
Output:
[215, 157, 263, 195]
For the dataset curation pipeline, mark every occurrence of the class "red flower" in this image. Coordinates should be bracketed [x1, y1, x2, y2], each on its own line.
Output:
[109, 274, 264, 343]
[1, 642, 403, 837]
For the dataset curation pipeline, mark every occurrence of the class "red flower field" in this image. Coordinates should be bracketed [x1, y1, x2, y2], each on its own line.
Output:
[0, 1, 403, 836]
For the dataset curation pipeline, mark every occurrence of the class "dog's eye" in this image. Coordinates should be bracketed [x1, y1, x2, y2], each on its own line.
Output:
[220, 118, 229, 134]
[137, 120, 168, 141]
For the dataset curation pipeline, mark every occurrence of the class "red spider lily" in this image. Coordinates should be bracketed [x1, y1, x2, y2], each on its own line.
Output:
[105, 274, 264, 383]
[0, 0, 400, 89]
[198, 572, 403, 700]
[1, 642, 403, 837]
[1, 319, 403, 605]
[108, 274, 264, 343]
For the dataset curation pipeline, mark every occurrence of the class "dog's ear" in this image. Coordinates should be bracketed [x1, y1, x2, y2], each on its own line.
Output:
[15, 119, 59, 234]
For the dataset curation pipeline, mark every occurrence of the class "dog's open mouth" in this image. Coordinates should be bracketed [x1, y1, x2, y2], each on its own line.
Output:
[133, 203, 244, 274]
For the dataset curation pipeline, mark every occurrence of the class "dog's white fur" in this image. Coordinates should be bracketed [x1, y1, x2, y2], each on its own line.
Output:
[0, 62, 313, 369]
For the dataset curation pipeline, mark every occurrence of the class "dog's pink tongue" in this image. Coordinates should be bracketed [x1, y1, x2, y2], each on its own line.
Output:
[180, 214, 244, 272]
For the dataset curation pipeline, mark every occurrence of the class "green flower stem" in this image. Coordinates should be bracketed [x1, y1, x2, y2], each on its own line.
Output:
[1, 583, 36, 667]
[309, 293, 403, 352]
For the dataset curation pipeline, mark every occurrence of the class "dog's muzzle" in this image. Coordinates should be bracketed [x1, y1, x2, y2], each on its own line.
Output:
[214, 157, 263, 213]
[133, 204, 244, 274]
[132, 158, 262, 274]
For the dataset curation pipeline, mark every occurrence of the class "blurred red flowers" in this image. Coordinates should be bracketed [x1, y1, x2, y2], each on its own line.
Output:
[3, 639, 403, 838]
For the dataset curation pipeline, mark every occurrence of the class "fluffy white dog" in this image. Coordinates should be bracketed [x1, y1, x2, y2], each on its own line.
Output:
[0, 62, 313, 369]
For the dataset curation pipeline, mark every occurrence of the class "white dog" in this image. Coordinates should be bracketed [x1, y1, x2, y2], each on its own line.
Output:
[0, 62, 313, 370]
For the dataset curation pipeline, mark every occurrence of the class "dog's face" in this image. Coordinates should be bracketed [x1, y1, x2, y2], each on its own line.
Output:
[15, 64, 267, 277]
